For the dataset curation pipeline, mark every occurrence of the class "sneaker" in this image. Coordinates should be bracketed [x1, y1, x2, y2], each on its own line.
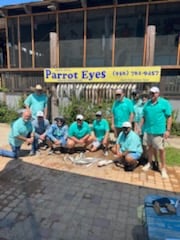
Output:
[142, 162, 151, 171]
[103, 150, 109, 156]
[29, 151, 35, 156]
[48, 149, 54, 155]
[161, 168, 169, 179]
[35, 150, 40, 156]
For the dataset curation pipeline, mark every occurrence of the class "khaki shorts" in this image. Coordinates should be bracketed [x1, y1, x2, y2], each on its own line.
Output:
[147, 134, 165, 150]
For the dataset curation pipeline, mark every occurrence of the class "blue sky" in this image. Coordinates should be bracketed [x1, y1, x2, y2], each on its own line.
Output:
[0, 0, 41, 7]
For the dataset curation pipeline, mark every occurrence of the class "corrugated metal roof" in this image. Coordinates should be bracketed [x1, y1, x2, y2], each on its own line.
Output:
[0, 0, 42, 8]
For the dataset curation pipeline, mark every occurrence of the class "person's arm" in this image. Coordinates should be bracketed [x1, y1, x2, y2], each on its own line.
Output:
[24, 95, 31, 110]
[68, 136, 81, 144]
[81, 134, 90, 142]
[138, 117, 145, 135]
[111, 115, 115, 131]
[46, 125, 57, 142]
[102, 131, 109, 144]
[16, 132, 34, 144]
[164, 115, 172, 139]
[44, 106, 48, 120]
[129, 112, 134, 123]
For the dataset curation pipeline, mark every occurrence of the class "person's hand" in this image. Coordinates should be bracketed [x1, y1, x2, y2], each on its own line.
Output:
[39, 134, 45, 141]
[26, 137, 34, 145]
[102, 139, 108, 146]
[54, 139, 60, 145]
[78, 139, 85, 145]
[164, 130, 170, 139]
[111, 124, 115, 132]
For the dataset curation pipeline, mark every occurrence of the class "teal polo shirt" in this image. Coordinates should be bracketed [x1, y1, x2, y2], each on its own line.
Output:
[143, 97, 172, 134]
[9, 118, 34, 147]
[132, 99, 144, 123]
[112, 97, 134, 128]
[92, 118, 110, 141]
[116, 130, 142, 154]
[68, 121, 91, 139]
[24, 93, 48, 119]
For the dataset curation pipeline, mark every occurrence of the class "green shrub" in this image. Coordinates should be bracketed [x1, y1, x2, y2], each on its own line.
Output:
[171, 110, 180, 136]
[59, 97, 113, 125]
[0, 101, 19, 123]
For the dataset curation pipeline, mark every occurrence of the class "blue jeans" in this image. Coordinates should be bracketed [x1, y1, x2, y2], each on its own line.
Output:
[0, 144, 21, 159]
[31, 136, 39, 154]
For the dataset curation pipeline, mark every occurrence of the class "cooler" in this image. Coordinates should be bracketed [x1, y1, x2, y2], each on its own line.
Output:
[144, 195, 180, 240]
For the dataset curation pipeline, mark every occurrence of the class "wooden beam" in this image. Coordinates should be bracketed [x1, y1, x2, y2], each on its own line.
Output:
[177, 34, 180, 65]
[145, 25, 156, 66]
[83, 10, 86, 67]
[50, 32, 58, 67]
[0, 9, 7, 17]
[23, 5, 32, 14]
[112, 6, 116, 66]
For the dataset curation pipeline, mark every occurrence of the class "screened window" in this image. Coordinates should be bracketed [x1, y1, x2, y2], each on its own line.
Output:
[8, 18, 19, 68]
[34, 14, 56, 67]
[115, 5, 146, 66]
[59, 11, 84, 67]
[149, 2, 180, 65]
[86, 8, 113, 67]
[20, 16, 32, 68]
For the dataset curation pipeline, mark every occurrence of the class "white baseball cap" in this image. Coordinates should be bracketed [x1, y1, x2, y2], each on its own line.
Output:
[35, 84, 43, 90]
[122, 121, 132, 128]
[150, 86, 160, 93]
[76, 114, 84, 120]
[36, 111, 44, 117]
[96, 111, 102, 116]
[115, 89, 123, 94]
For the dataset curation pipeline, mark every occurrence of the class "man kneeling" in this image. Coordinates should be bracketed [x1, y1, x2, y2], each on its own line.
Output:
[111, 121, 142, 171]
[67, 114, 94, 153]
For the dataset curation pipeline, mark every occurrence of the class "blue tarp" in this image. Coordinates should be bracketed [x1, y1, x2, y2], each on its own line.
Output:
[0, 0, 41, 7]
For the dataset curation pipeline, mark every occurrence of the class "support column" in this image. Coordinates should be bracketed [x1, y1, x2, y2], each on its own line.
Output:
[145, 25, 156, 66]
[50, 32, 59, 122]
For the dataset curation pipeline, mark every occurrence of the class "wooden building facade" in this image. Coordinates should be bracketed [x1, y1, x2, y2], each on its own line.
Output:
[0, 0, 179, 100]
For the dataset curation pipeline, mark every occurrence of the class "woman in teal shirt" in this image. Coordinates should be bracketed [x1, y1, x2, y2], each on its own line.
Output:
[90, 111, 110, 155]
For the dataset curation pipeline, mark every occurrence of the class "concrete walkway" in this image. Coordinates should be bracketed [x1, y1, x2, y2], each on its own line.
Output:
[0, 123, 180, 240]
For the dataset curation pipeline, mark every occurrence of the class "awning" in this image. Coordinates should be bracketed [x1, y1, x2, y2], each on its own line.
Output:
[0, 0, 42, 7]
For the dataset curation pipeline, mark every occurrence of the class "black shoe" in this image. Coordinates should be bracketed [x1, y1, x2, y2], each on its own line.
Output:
[114, 159, 124, 168]
[139, 156, 148, 166]
[124, 162, 138, 171]
[152, 160, 159, 171]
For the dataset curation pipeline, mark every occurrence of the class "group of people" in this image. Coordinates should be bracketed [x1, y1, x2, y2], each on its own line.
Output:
[111, 86, 172, 178]
[0, 84, 172, 178]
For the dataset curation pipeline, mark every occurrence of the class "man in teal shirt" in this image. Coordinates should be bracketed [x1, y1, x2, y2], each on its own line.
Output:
[142, 86, 172, 178]
[0, 110, 34, 159]
[67, 114, 94, 151]
[24, 84, 48, 119]
[90, 111, 110, 155]
[111, 88, 134, 138]
[111, 121, 142, 171]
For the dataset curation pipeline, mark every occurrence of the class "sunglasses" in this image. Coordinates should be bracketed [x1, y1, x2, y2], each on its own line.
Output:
[96, 115, 101, 117]
[77, 119, 82, 121]
[116, 94, 122, 97]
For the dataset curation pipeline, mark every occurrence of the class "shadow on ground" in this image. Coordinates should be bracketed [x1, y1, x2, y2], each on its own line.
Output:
[0, 158, 178, 240]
